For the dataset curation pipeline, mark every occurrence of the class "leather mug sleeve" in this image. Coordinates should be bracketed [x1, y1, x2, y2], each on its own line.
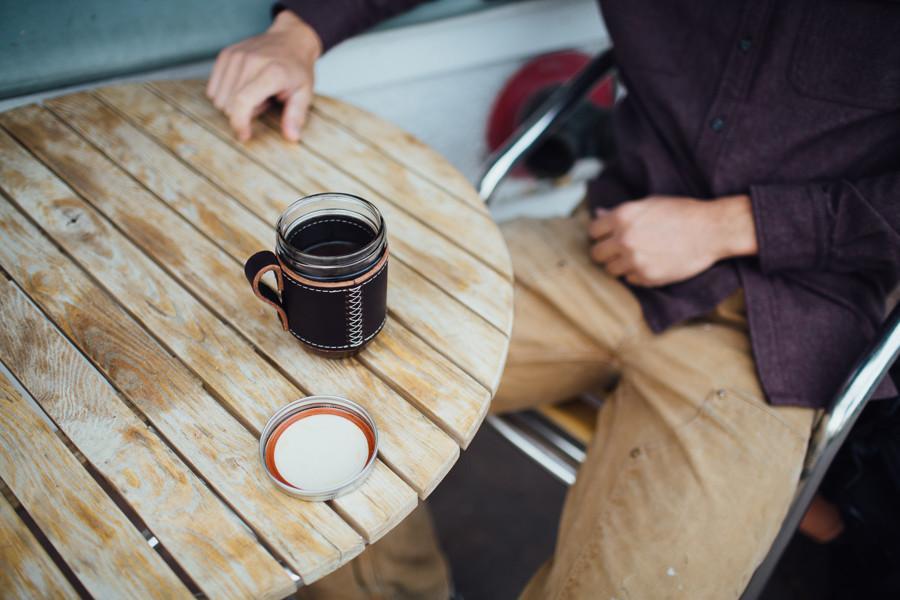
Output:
[358, 259, 388, 346]
[244, 250, 289, 330]
[281, 259, 388, 351]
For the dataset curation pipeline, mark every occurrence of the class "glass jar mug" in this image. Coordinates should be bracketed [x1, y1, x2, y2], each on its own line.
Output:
[244, 193, 388, 357]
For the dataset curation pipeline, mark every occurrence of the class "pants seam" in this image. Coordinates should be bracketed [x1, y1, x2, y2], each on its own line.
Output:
[722, 387, 813, 442]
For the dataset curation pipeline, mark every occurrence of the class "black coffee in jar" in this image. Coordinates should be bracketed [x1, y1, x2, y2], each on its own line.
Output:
[286, 215, 376, 258]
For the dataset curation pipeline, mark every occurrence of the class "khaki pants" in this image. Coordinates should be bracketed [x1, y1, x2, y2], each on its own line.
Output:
[295, 503, 451, 600]
[300, 217, 815, 600]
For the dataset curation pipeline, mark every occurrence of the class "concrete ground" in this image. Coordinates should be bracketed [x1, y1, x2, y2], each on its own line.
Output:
[428, 424, 565, 599]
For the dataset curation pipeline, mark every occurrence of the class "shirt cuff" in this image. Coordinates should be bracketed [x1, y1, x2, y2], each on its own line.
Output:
[750, 183, 831, 273]
[273, 1, 350, 52]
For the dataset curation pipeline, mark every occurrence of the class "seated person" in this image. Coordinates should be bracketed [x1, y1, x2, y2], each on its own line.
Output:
[209, 1, 900, 597]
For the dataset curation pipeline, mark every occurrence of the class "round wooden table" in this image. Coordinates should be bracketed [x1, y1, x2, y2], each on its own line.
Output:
[0, 80, 513, 599]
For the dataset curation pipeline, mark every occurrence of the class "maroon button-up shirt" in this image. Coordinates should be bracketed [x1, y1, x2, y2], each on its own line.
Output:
[283, 0, 900, 408]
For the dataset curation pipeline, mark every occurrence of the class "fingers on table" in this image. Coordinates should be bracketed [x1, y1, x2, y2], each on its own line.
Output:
[209, 44, 315, 142]
[228, 62, 287, 141]
[281, 85, 314, 141]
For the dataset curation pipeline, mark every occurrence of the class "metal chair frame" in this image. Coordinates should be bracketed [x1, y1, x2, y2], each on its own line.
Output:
[478, 48, 900, 598]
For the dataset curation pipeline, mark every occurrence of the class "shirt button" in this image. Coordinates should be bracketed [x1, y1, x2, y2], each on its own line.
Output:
[710, 117, 726, 132]
[739, 38, 752, 52]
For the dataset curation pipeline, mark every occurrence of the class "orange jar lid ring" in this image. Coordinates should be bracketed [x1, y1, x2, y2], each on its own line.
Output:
[259, 396, 379, 501]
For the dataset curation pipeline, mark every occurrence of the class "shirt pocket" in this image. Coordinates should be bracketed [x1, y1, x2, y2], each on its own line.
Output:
[789, 0, 900, 111]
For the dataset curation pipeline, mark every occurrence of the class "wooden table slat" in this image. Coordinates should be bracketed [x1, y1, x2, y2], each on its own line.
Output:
[0, 177, 362, 584]
[331, 463, 419, 544]
[0, 372, 192, 599]
[311, 95, 483, 210]
[99, 83, 513, 335]
[0, 118, 416, 549]
[0, 82, 514, 591]
[0, 494, 79, 600]
[156, 79, 510, 279]
[282, 105, 511, 276]
[0, 109, 460, 496]
[47, 93, 508, 398]
[360, 320, 490, 446]
[47, 91, 498, 441]
[387, 263, 509, 395]
[278, 106, 510, 276]
[0, 280, 297, 600]
[52, 97, 271, 263]
[49, 91, 506, 395]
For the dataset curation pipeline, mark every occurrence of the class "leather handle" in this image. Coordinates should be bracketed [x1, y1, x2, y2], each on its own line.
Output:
[244, 250, 288, 331]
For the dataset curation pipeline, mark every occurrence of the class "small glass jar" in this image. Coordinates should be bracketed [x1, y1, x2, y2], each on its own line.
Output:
[259, 395, 379, 500]
[275, 193, 387, 282]
[241, 192, 390, 357]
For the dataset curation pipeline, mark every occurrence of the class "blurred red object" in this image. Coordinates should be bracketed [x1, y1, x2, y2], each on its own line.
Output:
[487, 50, 616, 153]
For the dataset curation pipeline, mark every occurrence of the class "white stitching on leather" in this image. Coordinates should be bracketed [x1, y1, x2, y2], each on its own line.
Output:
[346, 286, 364, 346]
[291, 218, 372, 236]
[289, 318, 386, 350]
[282, 258, 386, 349]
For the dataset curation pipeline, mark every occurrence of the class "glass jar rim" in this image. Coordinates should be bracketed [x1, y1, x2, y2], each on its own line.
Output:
[276, 193, 386, 278]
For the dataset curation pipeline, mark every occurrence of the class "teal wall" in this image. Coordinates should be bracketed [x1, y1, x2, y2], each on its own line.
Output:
[0, 0, 517, 100]
[0, 0, 271, 99]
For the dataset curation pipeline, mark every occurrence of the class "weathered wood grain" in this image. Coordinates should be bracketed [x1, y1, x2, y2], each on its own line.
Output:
[0, 494, 78, 600]
[101, 82, 513, 336]
[0, 125, 416, 551]
[48, 92, 504, 396]
[386, 261, 509, 396]
[0, 81, 516, 590]
[0, 111, 295, 424]
[0, 174, 362, 584]
[47, 91, 500, 439]
[1, 107, 457, 499]
[156, 80, 510, 279]
[311, 95, 483, 210]
[0, 480, 18, 509]
[362, 320, 491, 446]
[289, 106, 509, 276]
[331, 460, 419, 544]
[0, 371, 192, 598]
[44, 92, 274, 264]
[47, 96, 272, 262]
[0, 279, 296, 600]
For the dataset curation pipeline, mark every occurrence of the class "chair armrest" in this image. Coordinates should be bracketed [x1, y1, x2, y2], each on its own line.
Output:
[741, 302, 900, 600]
[477, 48, 616, 204]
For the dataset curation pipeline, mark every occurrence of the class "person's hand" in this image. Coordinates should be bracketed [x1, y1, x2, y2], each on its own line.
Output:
[207, 10, 322, 142]
[588, 194, 757, 287]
